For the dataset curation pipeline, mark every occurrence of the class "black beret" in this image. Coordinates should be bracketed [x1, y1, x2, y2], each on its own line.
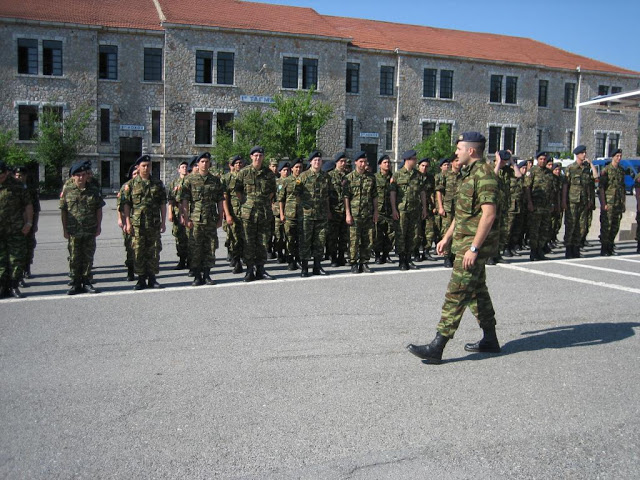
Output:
[610, 149, 622, 156]
[553, 163, 562, 170]
[135, 155, 151, 166]
[439, 158, 450, 167]
[378, 154, 390, 165]
[456, 132, 486, 144]
[0, 161, 7, 173]
[535, 151, 547, 159]
[127, 164, 138, 179]
[402, 149, 417, 160]
[321, 160, 335, 172]
[291, 158, 303, 168]
[498, 150, 512, 161]
[279, 162, 291, 172]
[69, 161, 90, 176]
[307, 150, 322, 162]
[197, 152, 211, 162]
[178, 160, 189, 167]
[250, 146, 264, 155]
[354, 151, 367, 161]
[517, 160, 528, 168]
[230, 155, 244, 165]
[333, 152, 347, 162]
[418, 157, 430, 165]
[573, 145, 587, 155]
[188, 155, 199, 170]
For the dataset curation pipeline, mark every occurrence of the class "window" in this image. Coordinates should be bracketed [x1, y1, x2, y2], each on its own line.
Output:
[504, 127, 516, 152]
[490, 75, 502, 103]
[423, 68, 437, 98]
[217, 52, 234, 85]
[505, 76, 518, 104]
[564, 82, 576, 109]
[385, 120, 393, 151]
[144, 48, 162, 82]
[598, 85, 609, 97]
[17, 39, 38, 75]
[596, 131, 622, 157]
[346, 62, 359, 94]
[422, 121, 436, 140]
[345, 118, 353, 149]
[439, 123, 452, 143]
[43, 105, 63, 121]
[537, 129, 543, 153]
[217, 112, 234, 138]
[538, 80, 548, 107]
[151, 110, 161, 144]
[488, 125, 516, 154]
[302, 58, 318, 90]
[488, 126, 501, 154]
[99, 45, 118, 80]
[566, 130, 574, 153]
[380, 66, 394, 96]
[195, 50, 213, 83]
[42, 40, 62, 76]
[607, 133, 620, 155]
[440, 70, 453, 99]
[595, 132, 606, 158]
[100, 108, 110, 143]
[18, 105, 38, 140]
[282, 57, 298, 89]
[195, 112, 212, 145]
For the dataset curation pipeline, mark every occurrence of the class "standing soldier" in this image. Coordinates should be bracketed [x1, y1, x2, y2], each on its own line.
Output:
[223, 155, 245, 274]
[344, 151, 379, 273]
[416, 157, 438, 262]
[390, 150, 427, 270]
[373, 155, 394, 264]
[523, 152, 555, 261]
[167, 160, 189, 270]
[273, 162, 290, 263]
[13, 166, 39, 282]
[327, 152, 349, 266]
[562, 145, 597, 258]
[581, 160, 597, 249]
[180, 152, 225, 286]
[234, 146, 277, 282]
[267, 158, 279, 259]
[490, 150, 522, 263]
[550, 163, 564, 247]
[408, 132, 500, 365]
[436, 155, 460, 268]
[116, 164, 137, 281]
[0, 161, 33, 299]
[296, 150, 332, 277]
[279, 158, 303, 271]
[122, 155, 167, 290]
[503, 159, 525, 257]
[434, 158, 449, 244]
[511, 160, 529, 252]
[598, 149, 626, 256]
[60, 162, 103, 296]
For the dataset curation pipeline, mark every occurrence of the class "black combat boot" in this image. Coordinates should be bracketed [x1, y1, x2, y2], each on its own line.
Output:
[82, 278, 99, 294]
[502, 247, 513, 258]
[9, 280, 24, 299]
[361, 263, 372, 273]
[24, 267, 32, 279]
[407, 255, 418, 270]
[407, 333, 450, 365]
[67, 280, 82, 295]
[287, 255, 297, 271]
[232, 258, 243, 274]
[374, 252, 382, 264]
[255, 264, 274, 280]
[414, 249, 424, 262]
[486, 257, 496, 265]
[300, 260, 310, 278]
[573, 245, 581, 258]
[202, 269, 215, 285]
[443, 255, 453, 268]
[313, 258, 329, 276]
[134, 276, 147, 290]
[126, 264, 135, 281]
[529, 249, 537, 261]
[464, 327, 501, 353]
[330, 253, 339, 267]
[337, 250, 346, 267]
[537, 248, 547, 261]
[244, 265, 256, 282]
[423, 248, 435, 261]
[192, 269, 204, 286]
[600, 245, 609, 256]
[398, 254, 408, 271]
[277, 249, 286, 264]
[350, 263, 360, 274]
[147, 275, 162, 289]
[175, 257, 187, 270]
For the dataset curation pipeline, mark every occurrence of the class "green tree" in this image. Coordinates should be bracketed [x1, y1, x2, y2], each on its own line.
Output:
[415, 124, 455, 165]
[211, 109, 276, 167]
[0, 130, 31, 166]
[35, 104, 92, 189]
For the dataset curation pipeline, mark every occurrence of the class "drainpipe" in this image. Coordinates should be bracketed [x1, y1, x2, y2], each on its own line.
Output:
[394, 48, 401, 171]
[573, 66, 582, 149]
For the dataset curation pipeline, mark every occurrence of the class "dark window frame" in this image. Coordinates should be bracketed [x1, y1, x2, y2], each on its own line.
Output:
[302, 58, 318, 90]
[216, 51, 235, 85]
[195, 112, 213, 145]
[490, 75, 503, 103]
[282, 57, 298, 89]
[385, 120, 393, 151]
[380, 66, 394, 96]
[346, 62, 359, 94]
[423, 68, 437, 98]
[488, 126, 501, 154]
[564, 82, 576, 109]
[216, 112, 234, 139]
[18, 105, 39, 141]
[17, 38, 38, 75]
[195, 50, 213, 84]
[538, 80, 548, 107]
[440, 70, 453, 99]
[100, 108, 110, 143]
[99, 45, 118, 80]
[151, 110, 161, 144]
[422, 121, 436, 140]
[505, 76, 518, 104]
[503, 127, 516, 152]
[144, 47, 163, 82]
[43, 40, 62, 76]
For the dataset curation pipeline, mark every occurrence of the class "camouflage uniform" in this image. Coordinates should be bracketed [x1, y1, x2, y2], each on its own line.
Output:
[59, 180, 104, 285]
[273, 176, 287, 260]
[435, 169, 459, 257]
[506, 174, 524, 252]
[167, 175, 188, 266]
[390, 167, 423, 260]
[344, 168, 377, 266]
[296, 168, 331, 261]
[121, 176, 167, 277]
[582, 165, 596, 246]
[418, 171, 438, 259]
[550, 173, 564, 243]
[116, 182, 135, 277]
[564, 162, 592, 251]
[496, 166, 513, 255]
[235, 164, 277, 269]
[437, 158, 500, 338]
[598, 163, 626, 254]
[327, 168, 349, 264]
[373, 170, 394, 262]
[523, 164, 554, 259]
[0, 176, 31, 290]
[222, 170, 243, 266]
[278, 173, 301, 267]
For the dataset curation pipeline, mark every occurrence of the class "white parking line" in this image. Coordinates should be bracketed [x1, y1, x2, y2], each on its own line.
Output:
[553, 260, 640, 277]
[611, 257, 640, 264]
[498, 263, 640, 295]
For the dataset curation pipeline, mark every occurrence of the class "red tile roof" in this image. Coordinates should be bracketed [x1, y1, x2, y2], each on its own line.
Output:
[323, 15, 638, 75]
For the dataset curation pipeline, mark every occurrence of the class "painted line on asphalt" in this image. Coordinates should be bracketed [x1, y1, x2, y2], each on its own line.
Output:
[610, 257, 640, 264]
[497, 263, 640, 295]
[553, 260, 640, 277]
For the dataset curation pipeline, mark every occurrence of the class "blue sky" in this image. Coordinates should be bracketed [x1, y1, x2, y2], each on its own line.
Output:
[255, 0, 640, 73]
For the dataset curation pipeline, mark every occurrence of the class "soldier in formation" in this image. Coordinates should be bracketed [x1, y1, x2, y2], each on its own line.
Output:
[279, 158, 303, 271]
[523, 151, 556, 261]
[117, 164, 138, 281]
[416, 157, 438, 262]
[373, 155, 394, 264]
[436, 155, 460, 268]
[167, 160, 189, 270]
[598, 149, 626, 256]
[223, 155, 245, 274]
[327, 152, 349, 267]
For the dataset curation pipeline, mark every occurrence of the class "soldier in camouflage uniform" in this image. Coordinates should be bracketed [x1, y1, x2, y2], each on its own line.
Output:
[327, 152, 349, 266]
[116, 165, 137, 281]
[13, 166, 39, 284]
[373, 155, 394, 264]
[167, 160, 189, 270]
[222, 155, 245, 274]
[344, 151, 379, 273]
[390, 150, 427, 270]
[436, 155, 460, 268]
[408, 132, 501, 365]
[581, 161, 597, 249]
[0, 161, 33, 299]
[180, 152, 225, 286]
[550, 163, 564, 246]
[267, 158, 280, 259]
[562, 145, 597, 258]
[122, 155, 167, 290]
[273, 162, 290, 263]
[234, 146, 277, 282]
[295, 150, 332, 277]
[598, 149, 626, 256]
[500, 155, 524, 258]
[416, 158, 438, 262]
[510, 160, 529, 252]
[488, 150, 521, 264]
[60, 162, 104, 296]
[523, 152, 555, 261]
[279, 159, 302, 271]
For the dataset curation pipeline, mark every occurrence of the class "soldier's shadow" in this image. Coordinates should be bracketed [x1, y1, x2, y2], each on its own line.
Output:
[441, 322, 640, 363]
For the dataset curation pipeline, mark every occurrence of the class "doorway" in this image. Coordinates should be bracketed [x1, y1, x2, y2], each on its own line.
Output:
[119, 137, 142, 186]
[360, 143, 379, 173]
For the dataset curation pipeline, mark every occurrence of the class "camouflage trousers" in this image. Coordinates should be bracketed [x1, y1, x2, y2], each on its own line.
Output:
[348, 217, 374, 264]
[582, 206, 594, 242]
[132, 226, 162, 275]
[25, 230, 36, 268]
[299, 216, 327, 261]
[551, 210, 563, 241]
[564, 202, 586, 247]
[284, 217, 299, 259]
[273, 215, 286, 254]
[241, 213, 269, 267]
[122, 230, 134, 268]
[599, 207, 624, 248]
[373, 215, 394, 255]
[172, 221, 189, 260]
[327, 212, 348, 256]
[264, 212, 275, 252]
[439, 211, 454, 255]
[67, 234, 96, 282]
[418, 214, 438, 250]
[395, 210, 420, 256]
[224, 217, 243, 260]
[528, 206, 551, 251]
[189, 221, 218, 269]
[0, 233, 27, 282]
[436, 255, 496, 338]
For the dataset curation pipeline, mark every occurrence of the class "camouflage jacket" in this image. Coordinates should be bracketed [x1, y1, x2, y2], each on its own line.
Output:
[437, 169, 459, 214]
[390, 167, 422, 212]
[344, 169, 377, 219]
[273, 176, 288, 216]
[508, 176, 523, 214]
[222, 171, 242, 217]
[235, 164, 276, 221]
[523, 165, 554, 207]
[497, 166, 513, 213]
[565, 161, 592, 204]
[374, 171, 393, 218]
[419, 172, 436, 211]
[0, 176, 32, 237]
[120, 176, 167, 228]
[59, 181, 105, 236]
[180, 172, 224, 224]
[167, 175, 186, 223]
[599, 164, 626, 210]
[278, 174, 300, 220]
[452, 158, 499, 259]
[328, 169, 347, 214]
[295, 168, 331, 220]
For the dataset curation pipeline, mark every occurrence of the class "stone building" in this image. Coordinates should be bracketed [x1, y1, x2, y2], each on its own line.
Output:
[1, 0, 638, 190]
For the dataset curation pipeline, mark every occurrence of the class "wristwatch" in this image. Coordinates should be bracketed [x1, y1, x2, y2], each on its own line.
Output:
[469, 245, 479, 254]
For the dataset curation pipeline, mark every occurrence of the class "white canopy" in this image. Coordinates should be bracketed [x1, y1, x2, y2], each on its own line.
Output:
[575, 88, 640, 146]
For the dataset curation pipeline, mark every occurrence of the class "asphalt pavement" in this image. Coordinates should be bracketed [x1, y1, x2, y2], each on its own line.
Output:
[1, 198, 639, 479]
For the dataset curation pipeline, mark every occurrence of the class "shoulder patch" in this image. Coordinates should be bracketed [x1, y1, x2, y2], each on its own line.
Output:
[526, 172, 531, 177]
[124, 184, 129, 192]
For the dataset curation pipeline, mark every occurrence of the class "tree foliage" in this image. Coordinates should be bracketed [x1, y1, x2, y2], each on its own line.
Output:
[0, 130, 31, 166]
[415, 124, 455, 164]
